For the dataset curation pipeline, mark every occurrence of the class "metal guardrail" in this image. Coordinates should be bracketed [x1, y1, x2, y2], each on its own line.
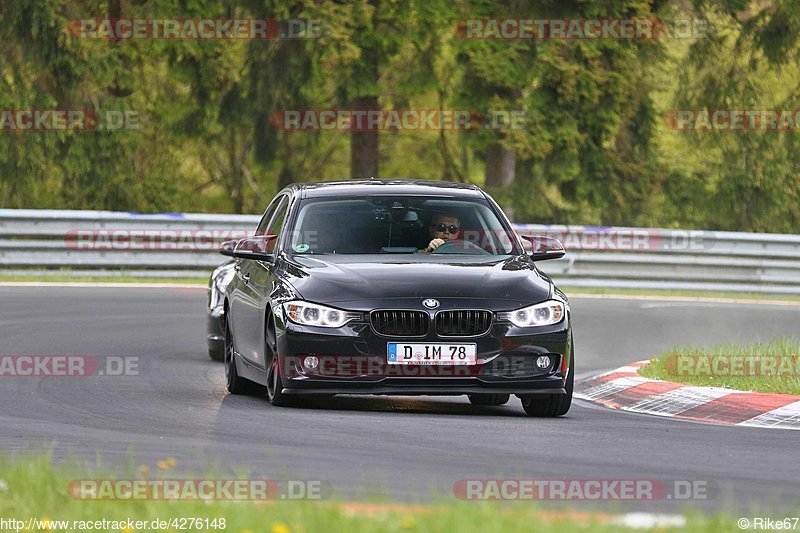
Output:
[1, 209, 799, 293]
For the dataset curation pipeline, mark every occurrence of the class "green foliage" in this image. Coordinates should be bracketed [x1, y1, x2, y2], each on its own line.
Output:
[0, 452, 762, 532]
[663, 0, 800, 231]
[640, 338, 800, 395]
[0, 0, 798, 232]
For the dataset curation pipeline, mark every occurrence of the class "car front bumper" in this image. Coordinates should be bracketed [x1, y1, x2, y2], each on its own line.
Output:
[207, 308, 225, 353]
[274, 315, 572, 396]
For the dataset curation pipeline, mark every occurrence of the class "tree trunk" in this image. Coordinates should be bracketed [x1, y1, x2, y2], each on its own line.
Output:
[485, 142, 516, 188]
[350, 99, 379, 178]
[229, 134, 244, 214]
[278, 165, 294, 190]
[350, 40, 380, 179]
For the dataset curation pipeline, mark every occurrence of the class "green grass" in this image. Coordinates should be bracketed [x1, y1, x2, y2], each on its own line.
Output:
[639, 338, 800, 395]
[562, 285, 800, 303]
[0, 453, 747, 533]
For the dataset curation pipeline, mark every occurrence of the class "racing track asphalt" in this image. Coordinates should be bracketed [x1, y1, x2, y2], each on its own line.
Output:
[1, 286, 799, 514]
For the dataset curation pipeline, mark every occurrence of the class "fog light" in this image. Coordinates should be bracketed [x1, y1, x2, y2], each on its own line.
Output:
[303, 356, 319, 371]
[536, 355, 551, 370]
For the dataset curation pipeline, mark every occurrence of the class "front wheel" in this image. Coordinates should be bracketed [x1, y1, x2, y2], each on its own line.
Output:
[265, 318, 299, 407]
[520, 349, 574, 417]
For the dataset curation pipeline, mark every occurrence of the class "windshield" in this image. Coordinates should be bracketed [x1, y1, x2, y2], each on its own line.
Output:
[287, 196, 520, 256]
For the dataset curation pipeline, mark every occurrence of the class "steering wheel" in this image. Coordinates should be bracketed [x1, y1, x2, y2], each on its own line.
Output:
[431, 239, 491, 255]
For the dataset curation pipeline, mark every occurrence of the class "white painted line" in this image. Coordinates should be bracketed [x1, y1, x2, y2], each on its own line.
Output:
[577, 376, 650, 400]
[0, 282, 206, 289]
[614, 366, 642, 374]
[738, 400, 800, 430]
[626, 386, 741, 417]
[639, 302, 752, 309]
[612, 513, 687, 529]
[570, 293, 800, 306]
[588, 365, 646, 380]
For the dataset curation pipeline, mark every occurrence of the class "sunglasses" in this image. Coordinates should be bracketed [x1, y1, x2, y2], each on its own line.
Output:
[432, 223, 460, 234]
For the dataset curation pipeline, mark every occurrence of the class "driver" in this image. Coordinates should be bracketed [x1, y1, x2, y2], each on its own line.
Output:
[423, 212, 461, 252]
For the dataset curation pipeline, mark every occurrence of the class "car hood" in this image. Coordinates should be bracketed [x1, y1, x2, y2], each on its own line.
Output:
[282, 255, 553, 309]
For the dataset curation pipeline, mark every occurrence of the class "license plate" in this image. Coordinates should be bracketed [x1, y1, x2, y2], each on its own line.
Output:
[387, 343, 477, 365]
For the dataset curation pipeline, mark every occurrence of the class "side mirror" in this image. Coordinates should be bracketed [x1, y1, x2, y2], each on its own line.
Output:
[232, 235, 278, 261]
[520, 235, 565, 261]
[218, 240, 237, 257]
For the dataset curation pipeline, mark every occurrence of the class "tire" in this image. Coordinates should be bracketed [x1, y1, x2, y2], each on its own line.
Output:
[265, 315, 299, 407]
[224, 319, 260, 395]
[266, 351, 303, 407]
[208, 342, 225, 362]
[520, 347, 574, 417]
[468, 393, 510, 406]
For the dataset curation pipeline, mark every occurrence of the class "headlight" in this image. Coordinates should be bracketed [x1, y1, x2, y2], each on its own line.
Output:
[283, 301, 359, 328]
[214, 267, 236, 292]
[498, 300, 566, 327]
[210, 264, 236, 312]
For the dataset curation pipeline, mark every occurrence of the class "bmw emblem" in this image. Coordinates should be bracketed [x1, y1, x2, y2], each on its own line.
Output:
[422, 298, 440, 310]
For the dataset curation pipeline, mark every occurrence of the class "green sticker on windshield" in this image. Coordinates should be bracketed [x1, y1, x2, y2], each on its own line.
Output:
[294, 243, 310, 253]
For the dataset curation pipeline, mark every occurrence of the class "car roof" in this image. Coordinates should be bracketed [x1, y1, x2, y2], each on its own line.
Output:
[285, 179, 485, 199]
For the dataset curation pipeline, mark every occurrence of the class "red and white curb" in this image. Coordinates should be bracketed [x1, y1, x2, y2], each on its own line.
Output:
[576, 361, 800, 430]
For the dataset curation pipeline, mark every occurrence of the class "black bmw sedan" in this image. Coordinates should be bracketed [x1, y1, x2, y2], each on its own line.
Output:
[223, 179, 573, 416]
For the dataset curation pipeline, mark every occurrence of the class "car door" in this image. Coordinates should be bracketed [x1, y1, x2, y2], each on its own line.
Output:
[229, 195, 282, 364]
[232, 194, 291, 368]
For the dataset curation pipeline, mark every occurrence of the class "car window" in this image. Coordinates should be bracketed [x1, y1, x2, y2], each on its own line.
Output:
[289, 196, 519, 255]
[255, 196, 282, 236]
[264, 196, 289, 253]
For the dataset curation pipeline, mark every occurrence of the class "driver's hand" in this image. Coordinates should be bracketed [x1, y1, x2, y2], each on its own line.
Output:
[426, 238, 445, 252]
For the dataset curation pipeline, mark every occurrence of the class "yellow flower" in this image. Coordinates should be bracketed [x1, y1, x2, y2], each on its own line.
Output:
[156, 460, 169, 470]
[122, 527, 134, 533]
[271, 523, 290, 533]
[40, 517, 52, 530]
[139, 465, 150, 475]
[400, 516, 415, 529]
[166, 457, 177, 467]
